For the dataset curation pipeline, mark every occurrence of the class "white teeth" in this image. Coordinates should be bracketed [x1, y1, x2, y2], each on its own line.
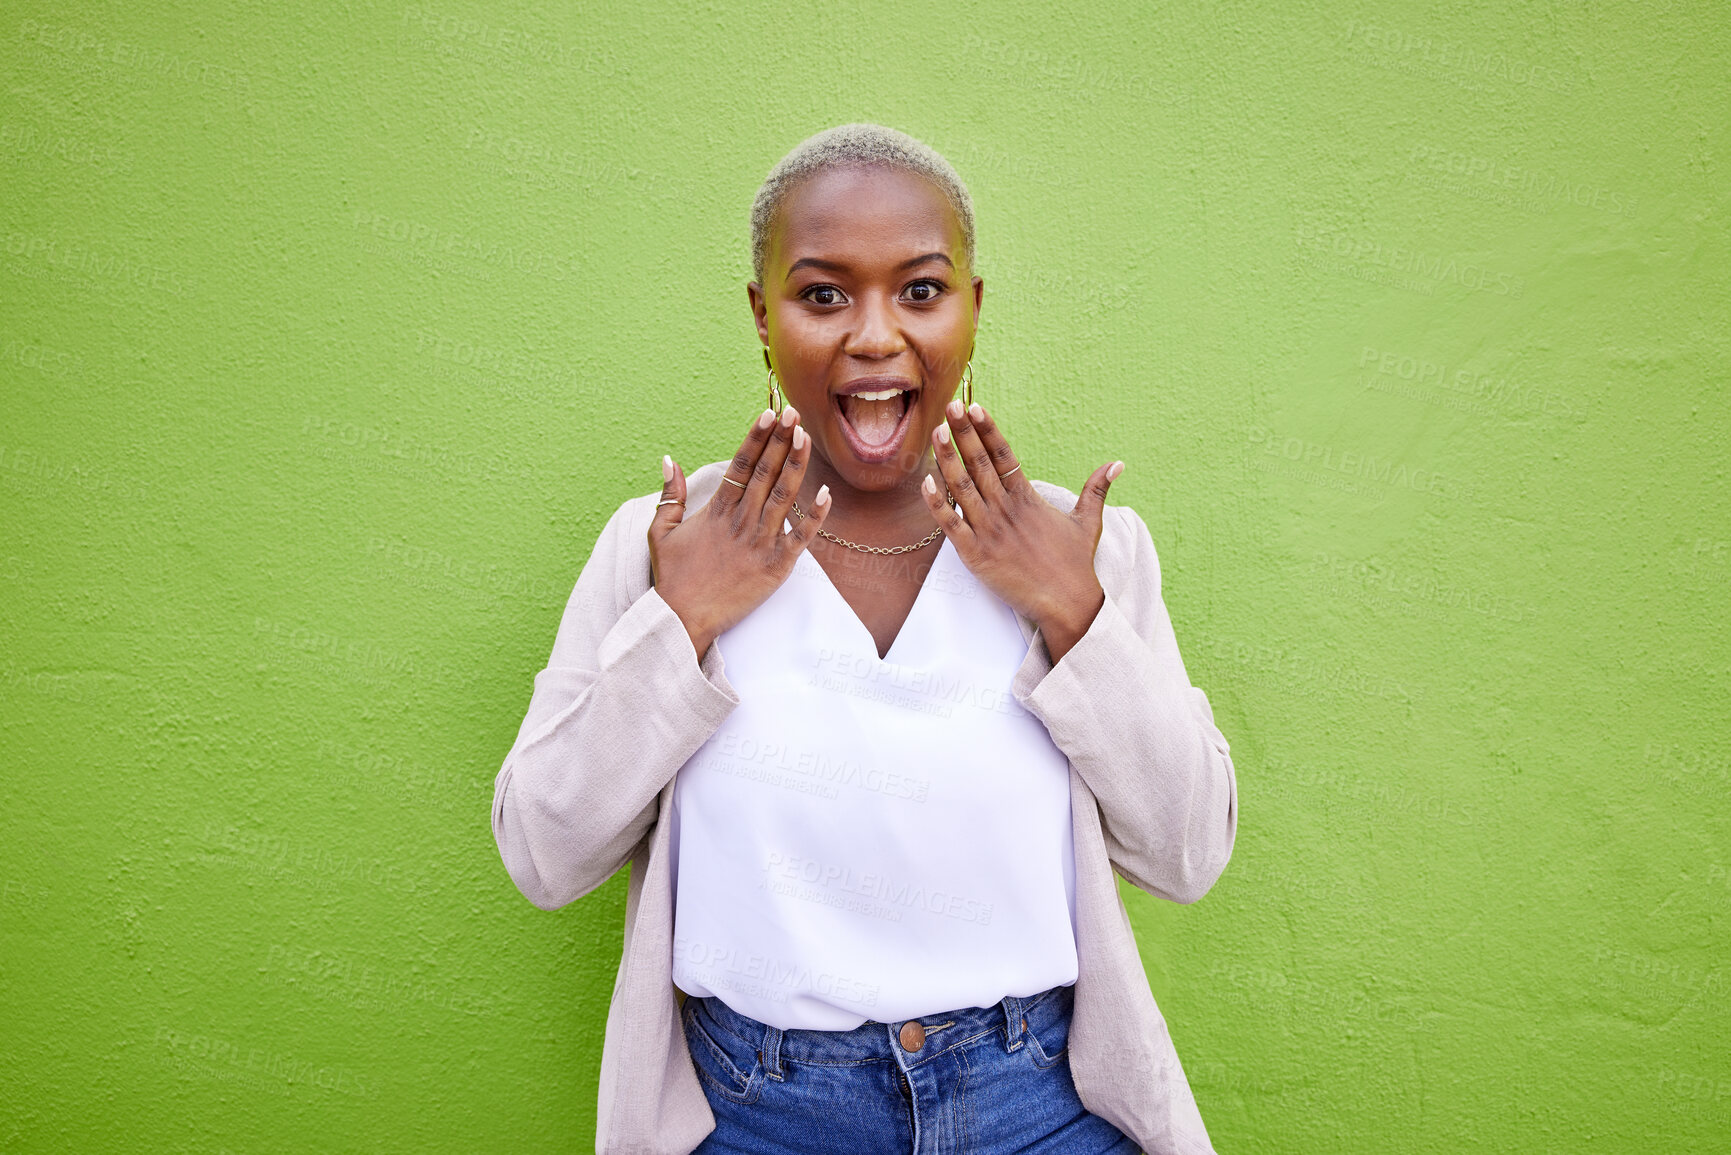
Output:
[852, 388, 906, 401]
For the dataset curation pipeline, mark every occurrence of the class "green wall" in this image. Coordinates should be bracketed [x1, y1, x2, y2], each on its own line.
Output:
[3, 2, 1726, 1151]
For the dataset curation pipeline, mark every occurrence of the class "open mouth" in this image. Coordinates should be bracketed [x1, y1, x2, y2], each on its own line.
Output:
[835, 381, 919, 464]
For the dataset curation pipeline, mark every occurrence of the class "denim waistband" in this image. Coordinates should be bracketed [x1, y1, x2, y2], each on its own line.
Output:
[694, 983, 1074, 1076]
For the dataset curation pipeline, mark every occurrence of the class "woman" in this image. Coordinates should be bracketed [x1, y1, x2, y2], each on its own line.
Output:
[492, 124, 1238, 1155]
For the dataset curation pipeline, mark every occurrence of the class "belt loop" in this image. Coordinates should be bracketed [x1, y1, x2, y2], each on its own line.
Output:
[1002, 995, 1026, 1051]
[761, 1023, 785, 1080]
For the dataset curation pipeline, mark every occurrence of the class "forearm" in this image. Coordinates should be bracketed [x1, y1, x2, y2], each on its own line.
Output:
[1017, 593, 1237, 903]
[1032, 582, 1105, 664]
[491, 587, 737, 910]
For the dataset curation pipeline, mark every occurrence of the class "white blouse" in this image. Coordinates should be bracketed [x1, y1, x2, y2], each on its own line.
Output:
[669, 536, 1078, 1031]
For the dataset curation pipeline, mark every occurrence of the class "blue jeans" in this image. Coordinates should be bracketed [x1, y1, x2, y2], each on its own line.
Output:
[681, 983, 1140, 1154]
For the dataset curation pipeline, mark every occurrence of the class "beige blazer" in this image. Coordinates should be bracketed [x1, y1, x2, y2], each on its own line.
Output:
[491, 462, 1239, 1155]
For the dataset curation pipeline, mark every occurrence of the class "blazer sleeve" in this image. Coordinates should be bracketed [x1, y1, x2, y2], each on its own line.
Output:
[490, 494, 740, 911]
[1012, 503, 1238, 904]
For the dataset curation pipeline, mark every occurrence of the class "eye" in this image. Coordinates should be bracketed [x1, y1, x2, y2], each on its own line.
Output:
[801, 284, 847, 306]
[903, 279, 946, 303]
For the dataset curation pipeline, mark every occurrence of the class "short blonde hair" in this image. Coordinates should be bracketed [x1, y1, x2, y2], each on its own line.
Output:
[749, 123, 976, 283]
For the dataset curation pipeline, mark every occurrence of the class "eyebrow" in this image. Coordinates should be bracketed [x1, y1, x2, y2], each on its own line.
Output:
[786, 252, 955, 276]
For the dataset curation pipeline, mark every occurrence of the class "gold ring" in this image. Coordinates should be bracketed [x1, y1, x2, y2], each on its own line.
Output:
[997, 463, 1022, 479]
[720, 476, 747, 489]
[657, 498, 685, 507]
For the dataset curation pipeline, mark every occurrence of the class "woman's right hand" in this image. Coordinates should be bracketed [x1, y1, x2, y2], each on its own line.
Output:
[650, 406, 832, 657]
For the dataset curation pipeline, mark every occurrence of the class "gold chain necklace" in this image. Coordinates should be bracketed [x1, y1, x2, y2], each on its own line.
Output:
[790, 499, 950, 556]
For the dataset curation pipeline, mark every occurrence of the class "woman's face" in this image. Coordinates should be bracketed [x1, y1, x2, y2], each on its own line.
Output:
[749, 164, 983, 495]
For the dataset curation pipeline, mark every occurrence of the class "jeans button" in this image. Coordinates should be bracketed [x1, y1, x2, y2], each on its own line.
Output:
[899, 1021, 926, 1052]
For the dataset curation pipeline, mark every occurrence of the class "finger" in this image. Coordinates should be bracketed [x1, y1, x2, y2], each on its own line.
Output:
[944, 398, 1007, 505]
[932, 418, 988, 524]
[650, 454, 689, 540]
[786, 483, 833, 553]
[715, 408, 777, 511]
[761, 421, 810, 532]
[1072, 460, 1123, 531]
[967, 403, 1030, 495]
[921, 472, 973, 545]
[742, 406, 797, 522]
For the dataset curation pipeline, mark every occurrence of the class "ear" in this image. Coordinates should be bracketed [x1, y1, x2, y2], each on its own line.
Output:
[747, 281, 771, 345]
[970, 274, 984, 330]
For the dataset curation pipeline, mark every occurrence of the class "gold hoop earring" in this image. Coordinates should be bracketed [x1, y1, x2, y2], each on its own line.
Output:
[763, 348, 783, 412]
[961, 359, 974, 408]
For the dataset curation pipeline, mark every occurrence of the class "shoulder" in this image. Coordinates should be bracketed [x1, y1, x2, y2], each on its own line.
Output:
[1027, 477, 1160, 594]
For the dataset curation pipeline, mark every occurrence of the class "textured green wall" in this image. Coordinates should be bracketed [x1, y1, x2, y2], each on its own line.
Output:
[3, 2, 1726, 1151]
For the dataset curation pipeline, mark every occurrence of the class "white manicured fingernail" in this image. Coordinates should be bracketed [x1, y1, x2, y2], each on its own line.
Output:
[1108, 461, 1124, 481]
[936, 424, 951, 445]
[780, 406, 797, 427]
[758, 409, 775, 430]
[793, 426, 807, 450]
[968, 403, 984, 422]
[922, 474, 936, 495]
[662, 455, 673, 482]
[815, 484, 830, 506]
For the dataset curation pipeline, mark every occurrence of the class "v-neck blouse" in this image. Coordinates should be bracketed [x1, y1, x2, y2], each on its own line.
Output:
[668, 536, 1078, 1031]
[490, 462, 1239, 1154]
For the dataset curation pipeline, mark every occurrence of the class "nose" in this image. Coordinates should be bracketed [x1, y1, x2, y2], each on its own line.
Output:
[843, 292, 907, 360]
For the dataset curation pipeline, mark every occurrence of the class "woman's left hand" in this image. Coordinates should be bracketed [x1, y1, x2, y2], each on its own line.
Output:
[920, 398, 1123, 663]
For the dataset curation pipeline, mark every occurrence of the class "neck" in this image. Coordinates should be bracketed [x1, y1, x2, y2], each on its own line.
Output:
[800, 449, 941, 537]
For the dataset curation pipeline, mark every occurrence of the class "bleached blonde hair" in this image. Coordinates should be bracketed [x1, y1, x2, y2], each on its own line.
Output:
[749, 123, 976, 283]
